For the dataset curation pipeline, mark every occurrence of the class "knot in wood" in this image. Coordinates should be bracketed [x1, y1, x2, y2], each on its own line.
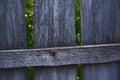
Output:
[49, 50, 57, 56]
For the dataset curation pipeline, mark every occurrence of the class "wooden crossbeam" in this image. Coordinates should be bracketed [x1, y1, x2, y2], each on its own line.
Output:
[0, 43, 120, 68]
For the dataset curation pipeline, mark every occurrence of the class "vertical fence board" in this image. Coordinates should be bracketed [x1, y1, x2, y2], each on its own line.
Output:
[0, 68, 27, 80]
[35, 66, 76, 80]
[0, 0, 27, 80]
[81, 0, 120, 80]
[34, 0, 75, 48]
[34, 0, 76, 80]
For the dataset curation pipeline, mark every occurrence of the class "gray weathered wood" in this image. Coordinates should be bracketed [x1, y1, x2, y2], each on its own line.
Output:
[0, 43, 120, 68]
[34, 0, 76, 80]
[83, 62, 120, 80]
[34, 0, 75, 48]
[80, 0, 120, 80]
[35, 66, 76, 80]
[0, 68, 27, 80]
[0, 0, 27, 80]
[0, 0, 26, 50]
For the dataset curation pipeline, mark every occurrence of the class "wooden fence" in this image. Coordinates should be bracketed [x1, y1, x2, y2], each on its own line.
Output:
[0, 0, 120, 80]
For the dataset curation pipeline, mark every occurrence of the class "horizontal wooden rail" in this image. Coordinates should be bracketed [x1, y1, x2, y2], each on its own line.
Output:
[0, 43, 120, 68]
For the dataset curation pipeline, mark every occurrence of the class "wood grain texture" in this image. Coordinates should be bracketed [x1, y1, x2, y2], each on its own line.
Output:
[0, 0, 26, 50]
[0, 68, 27, 80]
[34, 0, 76, 80]
[35, 66, 76, 80]
[80, 0, 120, 80]
[0, 44, 120, 68]
[81, 0, 120, 45]
[34, 0, 76, 48]
[0, 0, 27, 80]
[83, 62, 120, 80]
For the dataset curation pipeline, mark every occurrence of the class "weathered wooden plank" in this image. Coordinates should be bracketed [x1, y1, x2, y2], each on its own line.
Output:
[80, 0, 120, 80]
[83, 62, 120, 80]
[0, 0, 27, 80]
[34, 66, 76, 80]
[34, 0, 76, 80]
[81, 0, 120, 45]
[0, 0, 26, 50]
[34, 0, 75, 48]
[0, 44, 120, 68]
[0, 68, 27, 80]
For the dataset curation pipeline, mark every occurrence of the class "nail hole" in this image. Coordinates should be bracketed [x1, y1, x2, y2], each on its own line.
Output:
[49, 50, 57, 56]
[36, 54, 40, 57]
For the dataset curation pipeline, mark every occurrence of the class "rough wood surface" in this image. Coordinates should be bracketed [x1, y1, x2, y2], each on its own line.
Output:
[0, 0, 26, 50]
[34, 0, 75, 48]
[80, 0, 120, 80]
[81, 0, 120, 45]
[0, 44, 120, 68]
[0, 0, 27, 80]
[34, 0, 76, 80]
[83, 62, 120, 80]
[35, 66, 76, 80]
[0, 68, 27, 80]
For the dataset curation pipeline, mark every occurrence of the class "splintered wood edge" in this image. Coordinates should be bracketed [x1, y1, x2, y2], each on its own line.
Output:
[0, 43, 120, 68]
